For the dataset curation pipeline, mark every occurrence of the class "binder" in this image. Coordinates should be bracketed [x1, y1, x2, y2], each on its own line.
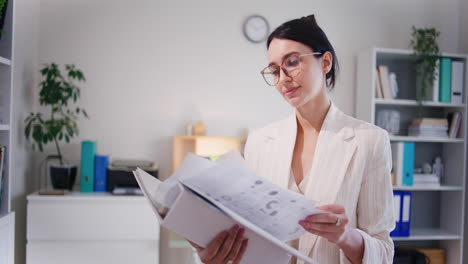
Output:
[390, 191, 402, 237]
[391, 143, 404, 186]
[94, 155, 109, 192]
[391, 142, 414, 186]
[439, 57, 452, 103]
[400, 192, 412, 237]
[80, 141, 97, 192]
[451, 60, 464, 104]
[402, 143, 415, 186]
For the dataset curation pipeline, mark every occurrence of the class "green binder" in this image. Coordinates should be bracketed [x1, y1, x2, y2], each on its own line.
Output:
[80, 141, 96, 192]
[439, 57, 452, 103]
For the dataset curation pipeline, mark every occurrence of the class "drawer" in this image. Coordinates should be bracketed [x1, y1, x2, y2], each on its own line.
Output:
[27, 194, 159, 241]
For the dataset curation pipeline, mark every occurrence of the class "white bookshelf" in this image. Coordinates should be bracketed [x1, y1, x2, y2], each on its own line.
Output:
[0, 1, 15, 263]
[392, 228, 461, 241]
[375, 98, 465, 108]
[393, 185, 463, 191]
[389, 135, 464, 143]
[357, 47, 467, 263]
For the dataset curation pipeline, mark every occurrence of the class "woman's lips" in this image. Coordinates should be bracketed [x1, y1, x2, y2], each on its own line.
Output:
[284, 86, 300, 97]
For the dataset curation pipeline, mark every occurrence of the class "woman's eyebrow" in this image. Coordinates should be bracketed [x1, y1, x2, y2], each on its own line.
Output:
[268, 51, 300, 66]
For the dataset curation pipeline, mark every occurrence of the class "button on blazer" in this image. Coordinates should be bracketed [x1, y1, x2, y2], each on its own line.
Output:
[244, 103, 395, 264]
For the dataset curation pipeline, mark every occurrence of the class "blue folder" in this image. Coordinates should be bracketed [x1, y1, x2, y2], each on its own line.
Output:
[390, 191, 402, 237]
[400, 192, 412, 237]
[94, 155, 109, 192]
[80, 141, 96, 192]
[402, 143, 415, 186]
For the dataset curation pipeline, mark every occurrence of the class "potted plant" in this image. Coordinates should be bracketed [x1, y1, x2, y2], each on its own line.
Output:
[25, 63, 88, 190]
[410, 26, 440, 109]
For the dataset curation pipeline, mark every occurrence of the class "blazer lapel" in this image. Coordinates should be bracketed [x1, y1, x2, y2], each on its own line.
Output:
[264, 112, 297, 190]
[298, 104, 357, 261]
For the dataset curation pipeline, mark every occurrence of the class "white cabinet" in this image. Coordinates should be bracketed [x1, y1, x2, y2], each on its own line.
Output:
[0, 0, 15, 263]
[357, 47, 467, 263]
[26, 193, 160, 264]
[0, 212, 14, 264]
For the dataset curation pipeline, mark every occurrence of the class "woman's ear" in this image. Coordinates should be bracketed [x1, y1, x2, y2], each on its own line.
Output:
[322, 51, 333, 74]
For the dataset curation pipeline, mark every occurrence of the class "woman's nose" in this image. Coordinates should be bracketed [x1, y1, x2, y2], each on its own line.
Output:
[278, 67, 292, 83]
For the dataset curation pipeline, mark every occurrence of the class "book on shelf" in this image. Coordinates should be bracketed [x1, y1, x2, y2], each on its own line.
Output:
[134, 151, 321, 264]
[408, 118, 449, 138]
[375, 68, 383, 98]
[447, 112, 462, 138]
[377, 65, 393, 99]
[451, 60, 464, 104]
[439, 57, 452, 103]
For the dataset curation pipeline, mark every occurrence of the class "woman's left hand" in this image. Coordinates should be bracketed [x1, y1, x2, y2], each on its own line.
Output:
[299, 204, 350, 244]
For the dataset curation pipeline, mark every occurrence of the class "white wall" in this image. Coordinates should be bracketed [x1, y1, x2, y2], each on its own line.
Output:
[12, 0, 39, 263]
[27, 0, 465, 263]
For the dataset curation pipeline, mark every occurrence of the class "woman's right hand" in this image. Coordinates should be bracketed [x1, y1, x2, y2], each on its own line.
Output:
[188, 224, 249, 264]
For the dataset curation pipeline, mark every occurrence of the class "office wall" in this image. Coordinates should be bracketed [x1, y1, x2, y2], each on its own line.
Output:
[34, 0, 464, 263]
[11, 0, 39, 263]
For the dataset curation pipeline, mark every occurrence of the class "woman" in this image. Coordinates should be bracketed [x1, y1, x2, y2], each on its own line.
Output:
[192, 15, 395, 264]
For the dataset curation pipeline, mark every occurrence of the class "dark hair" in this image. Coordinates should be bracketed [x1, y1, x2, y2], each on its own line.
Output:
[267, 15, 339, 90]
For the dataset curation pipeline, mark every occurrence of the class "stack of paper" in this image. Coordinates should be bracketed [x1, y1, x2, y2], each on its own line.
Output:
[408, 118, 448, 138]
[133, 151, 321, 264]
[413, 173, 440, 186]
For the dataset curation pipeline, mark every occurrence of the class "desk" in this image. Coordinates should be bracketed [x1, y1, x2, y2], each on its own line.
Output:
[26, 192, 160, 264]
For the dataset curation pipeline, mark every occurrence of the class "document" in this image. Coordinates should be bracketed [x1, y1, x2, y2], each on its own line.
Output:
[134, 151, 322, 264]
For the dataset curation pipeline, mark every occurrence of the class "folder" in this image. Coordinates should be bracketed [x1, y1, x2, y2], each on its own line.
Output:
[390, 191, 402, 237]
[391, 143, 404, 186]
[391, 142, 414, 186]
[80, 141, 96, 192]
[439, 57, 452, 103]
[451, 60, 464, 104]
[400, 192, 412, 237]
[402, 143, 415, 186]
[94, 155, 109, 192]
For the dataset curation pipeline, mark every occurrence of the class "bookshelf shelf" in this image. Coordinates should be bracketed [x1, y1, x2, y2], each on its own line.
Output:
[375, 98, 465, 108]
[389, 136, 464, 143]
[392, 228, 461, 241]
[393, 185, 463, 191]
[357, 47, 467, 263]
[0, 56, 11, 66]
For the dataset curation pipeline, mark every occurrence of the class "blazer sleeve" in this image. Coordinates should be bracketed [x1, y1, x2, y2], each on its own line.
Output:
[343, 130, 395, 263]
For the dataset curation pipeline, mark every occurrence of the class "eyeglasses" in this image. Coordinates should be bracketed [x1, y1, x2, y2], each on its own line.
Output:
[260, 52, 322, 86]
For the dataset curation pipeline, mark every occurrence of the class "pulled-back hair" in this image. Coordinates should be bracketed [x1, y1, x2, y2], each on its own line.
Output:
[267, 15, 339, 90]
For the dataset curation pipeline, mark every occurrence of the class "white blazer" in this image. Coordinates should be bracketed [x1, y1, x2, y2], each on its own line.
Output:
[244, 103, 395, 264]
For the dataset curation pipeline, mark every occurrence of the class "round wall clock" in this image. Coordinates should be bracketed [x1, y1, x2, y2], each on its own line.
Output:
[243, 15, 270, 43]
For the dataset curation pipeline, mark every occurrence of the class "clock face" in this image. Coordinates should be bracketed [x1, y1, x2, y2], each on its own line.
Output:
[243, 15, 269, 43]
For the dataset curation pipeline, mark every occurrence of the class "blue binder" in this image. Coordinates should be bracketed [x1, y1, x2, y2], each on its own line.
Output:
[390, 191, 402, 237]
[94, 155, 109, 192]
[402, 143, 415, 186]
[400, 192, 412, 237]
[80, 141, 97, 192]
